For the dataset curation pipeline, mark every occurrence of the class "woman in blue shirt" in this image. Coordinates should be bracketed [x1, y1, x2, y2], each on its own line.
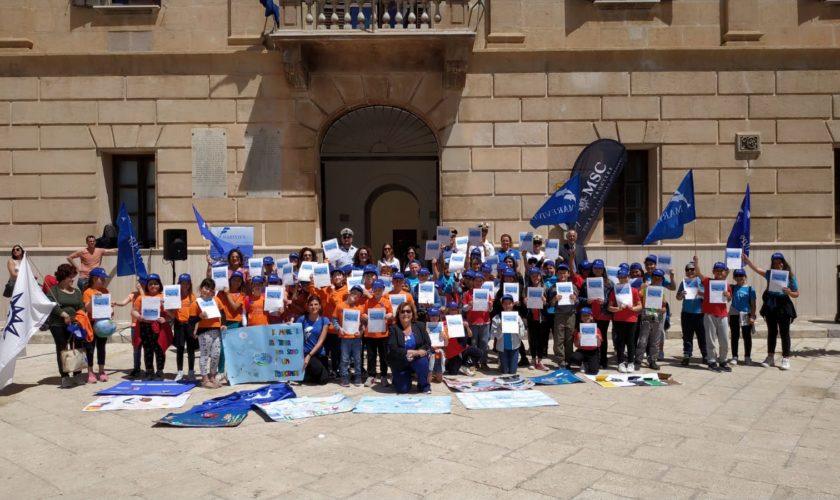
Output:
[744, 252, 799, 371]
[296, 295, 330, 384]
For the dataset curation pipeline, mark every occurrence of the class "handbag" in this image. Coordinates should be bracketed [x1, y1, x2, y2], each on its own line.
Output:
[60, 336, 87, 373]
[2, 280, 12, 298]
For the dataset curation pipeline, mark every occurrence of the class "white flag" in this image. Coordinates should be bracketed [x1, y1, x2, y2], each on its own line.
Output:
[1, 257, 55, 389]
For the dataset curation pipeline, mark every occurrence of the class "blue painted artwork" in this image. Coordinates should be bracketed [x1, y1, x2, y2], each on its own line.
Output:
[222, 324, 304, 385]
[352, 396, 452, 414]
[529, 369, 583, 386]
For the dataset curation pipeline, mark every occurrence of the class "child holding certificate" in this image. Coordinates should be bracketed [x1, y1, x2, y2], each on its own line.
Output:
[607, 268, 642, 373]
[587, 259, 613, 369]
[676, 261, 707, 367]
[728, 269, 756, 366]
[548, 263, 578, 369]
[696, 259, 732, 372]
[464, 270, 493, 370]
[82, 267, 112, 384]
[425, 308, 449, 383]
[131, 274, 170, 381]
[570, 308, 602, 375]
[363, 279, 394, 387]
[243, 276, 269, 327]
[333, 285, 366, 387]
[490, 294, 526, 374]
[635, 269, 667, 371]
[188, 278, 227, 389]
[171, 273, 197, 382]
[525, 267, 550, 371]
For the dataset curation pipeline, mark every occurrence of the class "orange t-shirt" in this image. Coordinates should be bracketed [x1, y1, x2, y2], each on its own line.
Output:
[175, 293, 196, 323]
[132, 292, 167, 322]
[363, 295, 393, 338]
[324, 286, 349, 335]
[333, 301, 365, 339]
[218, 291, 245, 323]
[189, 296, 225, 329]
[84, 286, 109, 320]
[245, 294, 269, 326]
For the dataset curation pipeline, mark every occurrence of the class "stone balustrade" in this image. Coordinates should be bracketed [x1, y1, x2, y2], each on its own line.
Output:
[277, 0, 479, 31]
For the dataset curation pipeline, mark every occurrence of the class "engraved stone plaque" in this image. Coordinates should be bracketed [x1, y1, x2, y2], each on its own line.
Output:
[241, 127, 282, 198]
[192, 128, 228, 198]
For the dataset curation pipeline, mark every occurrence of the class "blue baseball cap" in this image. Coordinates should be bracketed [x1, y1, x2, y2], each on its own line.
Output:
[446, 301, 459, 309]
[580, 307, 593, 316]
[350, 285, 364, 294]
[644, 254, 657, 263]
[543, 260, 555, 267]
[252, 275, 265, 284]
[471, 248, 482, 256]
[713, 261, 727, 270]
[230, 271, 244, 280]
[652, 269, 665, 278]
[557, 263, 569, 271]
[263, 256, 274, 265]
[580, 260, 592, 270]
[462, 270, 475, 279]
[340, 265, 353, 274]
[481, 263, 492, 273]
[89, 267, 108, 279]
[733, 269, 747, 277]
[289, 253, 300, 260]
[393, 272, 405, 280]
[528, 267, 541, 275]
[330, 266, 343, 276]
[419, 267, 430, 276]
[177, 273, 191, 283]
[619, 263, 629, 270]
[617, 269, 629, 278]
[372, 279, 385, 290]
[630, 263, 643, 271]
[363, 265, 378, 275]
[502, 268, 516, 278]
[592, 259, 605, 269]
[771, 252, 785, 261]
[428, 307, 441, 317]
[268, 273, 280, 284]
[501, 294, 514, 302]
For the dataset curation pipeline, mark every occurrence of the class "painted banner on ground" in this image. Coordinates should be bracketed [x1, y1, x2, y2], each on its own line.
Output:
[83, 394, 191, 412]
[352, 396, 452, 414]
[254, 394, 355, 422]
[97, 381, 195, 396]
[529, 369, 583, 385]
[585, 372, 681, 388]
[456, 390, 559, 410]
[222, 324, 304, 385]
[157, 383, 295, 427]
[443, 374, 535, 392]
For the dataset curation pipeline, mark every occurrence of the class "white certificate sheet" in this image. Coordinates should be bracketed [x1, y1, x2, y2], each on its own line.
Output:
[544, 239, 560, 260]
[264, 286, 284, 312]
[380, 275, 393, 292]
[519, 232, 533, 253]
[645, 286, 664, 310]
[472, 289, 490, 312]
[769, 270, 789, 294]
[197, 296, 221, 319]
[163, 285, 181, 310]
[248, 258, 263, 278]
[445, 314, 465, 338]
[725, 248, 743, 271]
[424, 240, 440, 261]
[503, 282, 519, 300]
[580, 323, 598, 347]
[449, 253, 466, 272]
[322, 238, 341, 261]
[481, 281, 496, 294]
[586, 278, 604, 302]
[436, 226, 450, 244]
[351, 269, 364, 278]
[606, 266, 620, 286]
[656, 255, 672, 273]
[501, 311, 519, 334]
[367, 308, 386, 334]
[455, 236, 468, 253]
[211, 266, 229, 291]
[526, 287, 544, 309]
[710, 280, 727, 304]
[313, 264, 331, 288]
[388, 293, 406, 309]
[281, 263, 294, 285]
[92, 293, 112, 320]
[468, 227, 482, 246]
[615, 284, 633, 307]
[342, 309, 360, 334]
[682, 279, 699, 300]
[418, 282, 435, 305]
[141, 297, 161, 321]
[428, 322, 445, 347]
[298, 261, 315, 281]
[484, 254, 499, 272]
[556, 282, 574, 306]
[347, 276, 363, 289]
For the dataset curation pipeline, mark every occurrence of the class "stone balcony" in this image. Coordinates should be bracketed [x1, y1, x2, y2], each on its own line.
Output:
[264, 1, 479, 91]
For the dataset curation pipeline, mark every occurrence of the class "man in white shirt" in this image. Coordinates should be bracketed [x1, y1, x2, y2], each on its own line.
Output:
[479, 222, 495, 259]
[334, 227, 358, 268]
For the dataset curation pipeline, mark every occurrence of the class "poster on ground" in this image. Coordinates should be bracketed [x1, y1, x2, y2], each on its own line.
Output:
[222, 324, 304, 385]
[456, 391, 558, 410]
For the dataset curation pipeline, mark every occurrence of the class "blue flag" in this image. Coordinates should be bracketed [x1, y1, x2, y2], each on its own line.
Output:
[260, 0, 280, 28]
[726, 184, 750, 256]
[193, 205, 236, 258]
[116, 203, 148, 280]
[642, 170, 696, 245]
[530, 175, 580, 229]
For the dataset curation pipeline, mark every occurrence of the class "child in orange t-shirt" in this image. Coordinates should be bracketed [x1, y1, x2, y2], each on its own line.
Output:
[189, 278, 227, 389]
[216, 271, 245, 382]
[333, 285, 366, 387]
[82, 267, 111, 383]
[244, 276, 269, 326]
[170, 274, 197, 381]
[130, 274, 170, 380]
[362, 279, 394, 387]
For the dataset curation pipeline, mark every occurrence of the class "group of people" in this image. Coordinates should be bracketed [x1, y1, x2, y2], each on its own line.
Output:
[8, 223, 800, 393]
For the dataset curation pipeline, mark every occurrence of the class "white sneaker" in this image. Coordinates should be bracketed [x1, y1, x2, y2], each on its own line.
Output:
[364, 376, 375, 387]
[626, 363, 635, 373]
[459, 366, 471, 376]
[744, 357, 752, 366]
[780, 358, 791, 371]
[760, 356, 775, 368]
[730, 358, 738, 366]
[618, 363, 628, 373]
[173, 370, 184, 382]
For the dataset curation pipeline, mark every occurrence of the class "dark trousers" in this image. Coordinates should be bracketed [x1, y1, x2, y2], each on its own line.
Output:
[596, 319, 610, 367]
[393, 356, 430, 394]
[173, 321, 198, 371]
[325, 334, 341, 373]
[85, 336, 107, 367]
[728, 315, 752, 358]
[365, 337, 389, 377]
[571, 349, 600, 375]
[304, 354, 329, 385]
[444, 343, 484, 375]
[527, 318, 550, 358]
[765, 312, 792, 357]
[613, 321, 636, 365]
[50, 325, 80, 377]
[139, 323, 165, 373]
[681, 312, 707, 359]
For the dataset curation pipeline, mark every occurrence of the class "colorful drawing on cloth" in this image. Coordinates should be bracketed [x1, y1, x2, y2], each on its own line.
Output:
[83, 394, 191, 412]
[456, 390, 559, 410]
[584, 372, 681, 388]
[529, 369, 584, 386]
[222, 324, 304, 385]
[96, 381, 195, 396]
[254, 394, 355, 422]
[352, 396, 452, 414]
[156, 383, 296, 427]
[443, 374, 535, 393]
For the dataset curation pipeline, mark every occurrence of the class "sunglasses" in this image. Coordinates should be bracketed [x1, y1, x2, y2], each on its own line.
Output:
[399, 310, 413, 315]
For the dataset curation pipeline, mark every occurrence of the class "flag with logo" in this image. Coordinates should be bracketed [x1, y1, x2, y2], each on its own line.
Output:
[530, 175, 580, 229]
[116, 203, 148, 280]
[1, 257, 55, 389]
[193, 205, 237, 258]
[569, 139, 627, 241]
[642, 170, 696, 245]
[726, 184, 750, 256]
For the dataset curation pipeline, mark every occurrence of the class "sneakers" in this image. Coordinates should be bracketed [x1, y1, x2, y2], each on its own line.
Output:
[98, 371, 108, 383]
[730, 358, 739, 366]
[681, 357, 690, 366]
[618, 363, 628, 373]
[364, 376, 375, 387]
[627, 363, 636, 373]
[353, 378, 363, 387]
[780, 358, 791, 370]
[379, 375, 390, 387]
[128, 368, 141, 378]
[424, 388, 432, 394]
[75, 373, 88, 385]
[60, 376, 74, 389]
[720, 362, 732, 373]
[649, 361, 660, 371]
[459, 366, 472, 376]
[142, 371, 153, 381]
[155, 371, 165, 381]
[709, 362, 721, 372]
[174, 371, 184, 382]
[657, 351, 665, 361]
[744, 357, 752, 366]
[340, 379, 350, 387]
[87, 372, 98, 384]
[760, 356, 775, 368]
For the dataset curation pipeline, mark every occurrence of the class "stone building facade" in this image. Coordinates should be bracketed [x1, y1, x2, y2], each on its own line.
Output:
[1, 0, 840, 320]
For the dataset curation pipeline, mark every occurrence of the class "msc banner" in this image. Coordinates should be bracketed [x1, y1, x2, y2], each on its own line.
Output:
[209, 225, 254, 259]
[569, 139, 627, 242]
[222, 324, 304, 385]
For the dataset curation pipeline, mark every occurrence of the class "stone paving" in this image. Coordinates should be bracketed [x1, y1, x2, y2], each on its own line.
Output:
[1, 338, 839, 499]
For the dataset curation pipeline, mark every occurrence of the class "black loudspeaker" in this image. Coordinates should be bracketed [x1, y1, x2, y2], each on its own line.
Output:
[163, 229, 188, 261]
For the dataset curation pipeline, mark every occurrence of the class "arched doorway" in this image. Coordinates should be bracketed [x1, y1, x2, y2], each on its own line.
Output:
[320, 106, 439, 262]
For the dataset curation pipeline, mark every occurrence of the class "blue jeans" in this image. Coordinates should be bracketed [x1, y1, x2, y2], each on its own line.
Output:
[393, 356, 431, 394]
[340, 338, 363, 383]
[471, 323, 490, 364]
[499, 349, 519, 374]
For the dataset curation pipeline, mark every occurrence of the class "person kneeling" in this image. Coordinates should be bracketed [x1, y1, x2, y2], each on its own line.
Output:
[570, 307, 602, 376]
[387, 302, 432, 394]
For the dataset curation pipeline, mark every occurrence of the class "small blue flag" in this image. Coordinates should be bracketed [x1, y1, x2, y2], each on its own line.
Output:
[193, 205, 236, 258]
[260, 0, 280, 28]
[530, 175, 580, 229]
[642, 170, 696, 245]
[726, 184, 750, 256]
[116, 203, 148, 280]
